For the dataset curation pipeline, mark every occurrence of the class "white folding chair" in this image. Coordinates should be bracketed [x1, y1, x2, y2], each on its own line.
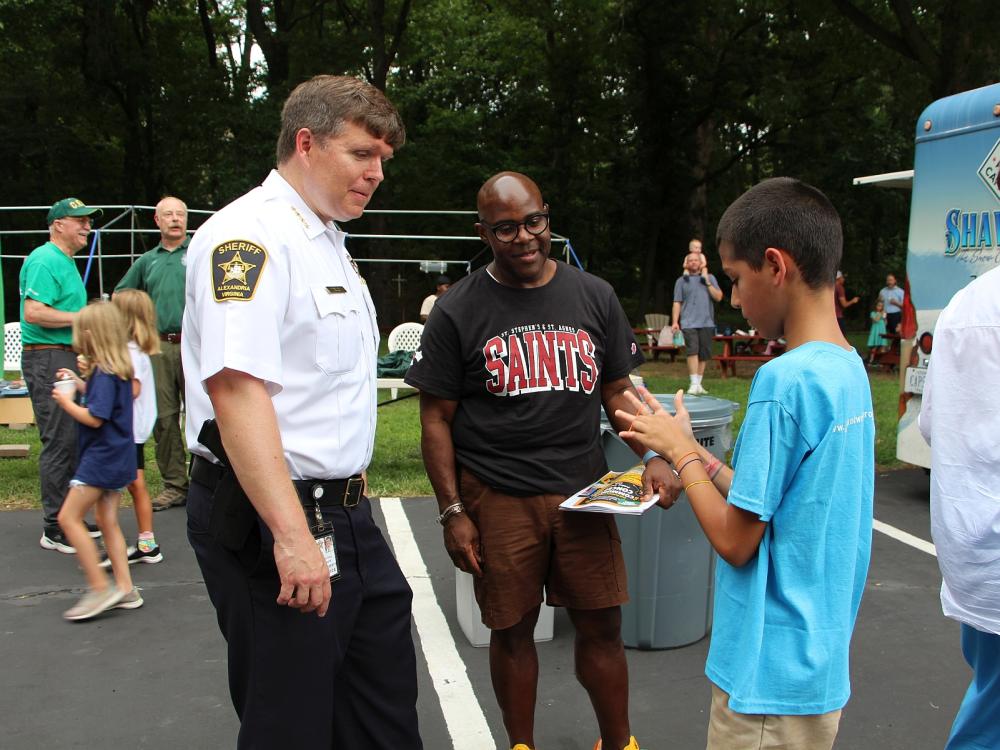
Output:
[4, 322, 22, 377]
[387, 322, 424, 353]
[384, 322, 424, 398]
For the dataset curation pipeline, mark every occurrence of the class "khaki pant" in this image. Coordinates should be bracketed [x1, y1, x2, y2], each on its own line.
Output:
[707, 684, 841, 750]
[152, 340, 187, 492]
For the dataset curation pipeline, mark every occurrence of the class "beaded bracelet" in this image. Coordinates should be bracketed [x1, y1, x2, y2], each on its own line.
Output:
[684, 479, 713, 493]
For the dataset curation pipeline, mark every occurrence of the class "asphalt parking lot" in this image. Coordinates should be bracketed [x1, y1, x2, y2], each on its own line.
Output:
[0, 468, 967, 749]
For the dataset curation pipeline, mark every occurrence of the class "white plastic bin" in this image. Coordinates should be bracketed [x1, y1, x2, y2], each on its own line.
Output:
[602, 393, 737, 649]
[455, 570, 554, 647]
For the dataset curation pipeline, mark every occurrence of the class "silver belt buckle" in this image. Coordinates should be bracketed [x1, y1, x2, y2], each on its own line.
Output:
[344, 477, 364, 507]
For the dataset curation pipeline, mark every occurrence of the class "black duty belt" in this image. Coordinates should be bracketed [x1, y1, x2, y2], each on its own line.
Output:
[190, 454, 363, 508]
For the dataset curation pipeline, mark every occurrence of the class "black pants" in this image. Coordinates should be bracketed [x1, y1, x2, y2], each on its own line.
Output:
[22, 348, 78, 528]
[187, 480, 422, 749]
[886, 311, 901, 334]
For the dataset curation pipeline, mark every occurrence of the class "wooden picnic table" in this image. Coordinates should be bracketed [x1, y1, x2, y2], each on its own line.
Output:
[872, 332, 901, 372]
[633, 327, 683, 362]
[713, 334, 785, 378]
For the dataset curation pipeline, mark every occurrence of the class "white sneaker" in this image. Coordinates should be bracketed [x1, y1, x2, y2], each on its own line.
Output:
[114, 588, 144, 610]
[63, 586, 125, 622]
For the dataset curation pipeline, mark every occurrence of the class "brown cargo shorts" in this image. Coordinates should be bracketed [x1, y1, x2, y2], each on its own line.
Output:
[459, 469, 628, 631]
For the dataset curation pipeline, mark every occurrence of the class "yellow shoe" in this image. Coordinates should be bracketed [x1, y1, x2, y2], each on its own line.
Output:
[593, 737, 640, 750]
[511, 745, 533, 750]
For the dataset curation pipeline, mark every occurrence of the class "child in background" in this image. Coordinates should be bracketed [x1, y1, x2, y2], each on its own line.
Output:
[104, 289, 163, 565]
[620, 178, 874, 750]
[53, 301, 141, 620]
[867, 299, 887, 364]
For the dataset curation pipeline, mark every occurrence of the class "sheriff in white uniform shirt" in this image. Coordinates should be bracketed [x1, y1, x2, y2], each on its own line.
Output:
[183, 169, 379, 479]
[180, 75, 421, 750]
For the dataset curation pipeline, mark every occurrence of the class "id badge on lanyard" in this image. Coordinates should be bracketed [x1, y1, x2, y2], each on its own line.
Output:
[310, 501, 341, 582]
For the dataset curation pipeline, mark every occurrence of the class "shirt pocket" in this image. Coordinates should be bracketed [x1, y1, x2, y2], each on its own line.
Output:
[310, 285, 362, 375]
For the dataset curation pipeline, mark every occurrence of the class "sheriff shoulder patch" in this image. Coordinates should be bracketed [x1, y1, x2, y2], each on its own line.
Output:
[212, 240, 268, 302]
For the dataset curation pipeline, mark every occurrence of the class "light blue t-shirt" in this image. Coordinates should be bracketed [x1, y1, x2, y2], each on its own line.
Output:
[705, 341, 874, 715]
[673, 273, 719, 329]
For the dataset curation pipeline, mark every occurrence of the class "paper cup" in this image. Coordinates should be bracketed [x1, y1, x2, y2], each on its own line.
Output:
[53, 379, 76, 396]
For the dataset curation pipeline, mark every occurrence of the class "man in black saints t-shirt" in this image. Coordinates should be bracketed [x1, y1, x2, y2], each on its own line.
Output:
[405, 172, 679, 750]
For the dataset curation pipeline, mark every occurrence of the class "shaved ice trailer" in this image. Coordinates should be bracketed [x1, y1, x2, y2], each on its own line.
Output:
[855, 82, 1000, 468]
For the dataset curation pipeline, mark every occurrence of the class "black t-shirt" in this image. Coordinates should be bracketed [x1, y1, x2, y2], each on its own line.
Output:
[405, 262, 643, 496]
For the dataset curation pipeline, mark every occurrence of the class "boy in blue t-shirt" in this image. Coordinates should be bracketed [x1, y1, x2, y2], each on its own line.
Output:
[620, 177, 874, 750]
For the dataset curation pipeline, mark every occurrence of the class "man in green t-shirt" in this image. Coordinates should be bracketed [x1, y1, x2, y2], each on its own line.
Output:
[20, 198, 102, 552]
[115, 196, 189, 510]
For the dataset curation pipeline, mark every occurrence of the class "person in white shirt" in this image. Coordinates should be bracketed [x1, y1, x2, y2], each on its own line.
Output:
[918, 265, 1000, 750]
[182, 75, 421, 749]
[419, 274, 450, 322]
[878, 273, 905, 333]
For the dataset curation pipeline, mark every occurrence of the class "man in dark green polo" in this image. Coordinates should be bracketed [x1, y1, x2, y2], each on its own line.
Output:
[21, 198, 101, 552]
[115, 196, 189, 510]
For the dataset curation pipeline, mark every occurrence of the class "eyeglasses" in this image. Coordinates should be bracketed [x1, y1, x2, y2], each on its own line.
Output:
[481, 212, 549, 244]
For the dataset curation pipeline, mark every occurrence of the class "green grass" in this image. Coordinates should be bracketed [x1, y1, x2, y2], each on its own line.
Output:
[0, 338, 905, 506]
[636, 351, 903, 468]
[369, 392, 430, 497]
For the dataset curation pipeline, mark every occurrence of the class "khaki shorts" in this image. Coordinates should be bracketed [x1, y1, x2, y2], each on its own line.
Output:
[459, 469, 628, 630]
[707, 684, 842, 750]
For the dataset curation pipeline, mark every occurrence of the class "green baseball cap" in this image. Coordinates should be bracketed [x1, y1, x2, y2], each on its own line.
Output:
[47, 198, 103, 224]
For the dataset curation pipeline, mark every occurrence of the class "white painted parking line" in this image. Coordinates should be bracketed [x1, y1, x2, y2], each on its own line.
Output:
[380, 498, 494, 749]
[873, 518, 937, 557]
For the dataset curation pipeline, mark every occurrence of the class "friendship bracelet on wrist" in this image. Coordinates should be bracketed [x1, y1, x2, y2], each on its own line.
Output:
[676, 456, 702, 475]
[673, 450, 699, 468]
[706, 459, 724, 480]
[684, 479, 713, 493]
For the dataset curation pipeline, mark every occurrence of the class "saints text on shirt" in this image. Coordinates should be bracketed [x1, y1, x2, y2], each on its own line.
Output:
[483, 324, 598, 396]
[831, 410, 874, 433]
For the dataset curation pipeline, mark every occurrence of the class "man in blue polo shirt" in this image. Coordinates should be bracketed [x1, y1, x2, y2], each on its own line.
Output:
[20, 198, 102, 552]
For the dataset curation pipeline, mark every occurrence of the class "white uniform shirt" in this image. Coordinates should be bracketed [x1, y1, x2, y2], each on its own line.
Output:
[128, 341, 157, 444]
[182, 170, 380, 479]
[918, 265, 1000, 635]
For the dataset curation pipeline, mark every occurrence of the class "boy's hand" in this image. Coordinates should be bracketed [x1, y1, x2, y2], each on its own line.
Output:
[616, 388, 699, 464]
[670, 388, 695, 440]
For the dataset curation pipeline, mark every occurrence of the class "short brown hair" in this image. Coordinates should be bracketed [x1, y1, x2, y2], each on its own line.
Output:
[275, 76, 405, 164]
[716, 177, 842, 290]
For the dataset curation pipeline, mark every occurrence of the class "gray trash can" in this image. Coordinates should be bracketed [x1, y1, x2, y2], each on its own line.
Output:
[601, 394, 738, 649]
